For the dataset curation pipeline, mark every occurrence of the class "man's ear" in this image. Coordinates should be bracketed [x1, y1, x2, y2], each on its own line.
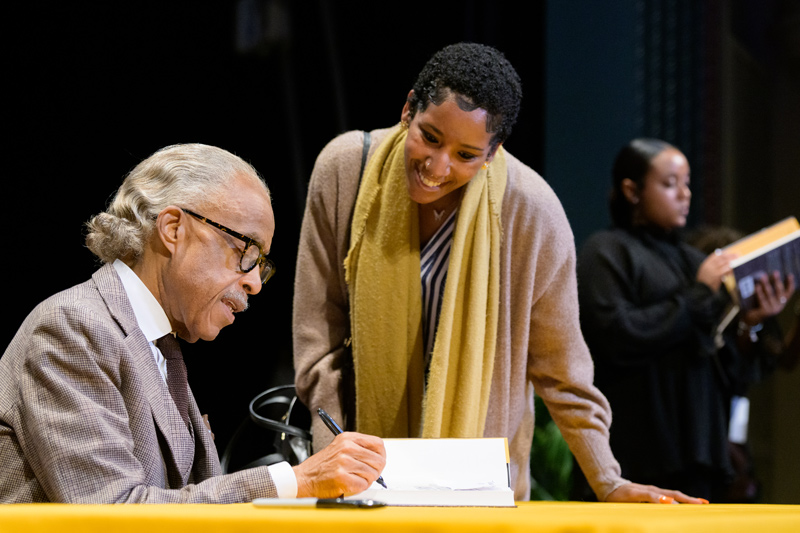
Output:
[621, 178, 640, 205]
[155, 206, 185, 256]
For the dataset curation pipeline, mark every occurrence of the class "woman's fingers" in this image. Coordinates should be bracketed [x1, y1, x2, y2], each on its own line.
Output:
[605, 483, 709, 504]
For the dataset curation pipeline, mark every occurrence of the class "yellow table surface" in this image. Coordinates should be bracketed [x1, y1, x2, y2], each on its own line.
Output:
[2, 501, 799, 533]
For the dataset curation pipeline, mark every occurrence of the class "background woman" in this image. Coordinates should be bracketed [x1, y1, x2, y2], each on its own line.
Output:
[577, 138, 795, 500]
[293, 44, 701, 503]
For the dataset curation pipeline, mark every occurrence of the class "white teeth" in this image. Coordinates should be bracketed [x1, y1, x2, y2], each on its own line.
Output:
[420, 175, 444, 188]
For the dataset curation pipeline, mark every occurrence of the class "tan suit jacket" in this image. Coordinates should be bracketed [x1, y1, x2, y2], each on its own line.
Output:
[0, 263, 277, 502]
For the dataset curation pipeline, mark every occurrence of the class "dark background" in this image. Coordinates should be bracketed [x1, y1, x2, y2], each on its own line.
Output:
[4, 0, 799, 501]
[4, 0, 545, 468]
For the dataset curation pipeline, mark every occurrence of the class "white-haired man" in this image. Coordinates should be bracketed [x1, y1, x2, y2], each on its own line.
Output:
[0, 144, 385, 503]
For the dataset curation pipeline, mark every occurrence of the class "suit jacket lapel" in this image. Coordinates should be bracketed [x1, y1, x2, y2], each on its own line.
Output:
[126, 329, 196, 485]
[92, 264, 196, 486]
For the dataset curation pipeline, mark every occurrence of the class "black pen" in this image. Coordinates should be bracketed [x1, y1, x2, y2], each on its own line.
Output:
[317, 408, 388, 489]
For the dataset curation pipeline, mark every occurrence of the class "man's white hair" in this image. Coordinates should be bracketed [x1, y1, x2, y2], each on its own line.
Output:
[85, 143, 269, 264]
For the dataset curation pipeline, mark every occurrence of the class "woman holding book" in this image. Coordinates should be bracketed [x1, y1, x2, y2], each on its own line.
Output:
[293, 43, 705, 504]
[576, 138, 795, 501]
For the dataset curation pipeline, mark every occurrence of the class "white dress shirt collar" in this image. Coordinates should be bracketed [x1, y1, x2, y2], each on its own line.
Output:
[112, 259, 172, 342]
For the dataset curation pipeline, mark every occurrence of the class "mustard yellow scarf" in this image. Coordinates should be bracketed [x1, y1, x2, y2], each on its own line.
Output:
[344, 126, 507, 438]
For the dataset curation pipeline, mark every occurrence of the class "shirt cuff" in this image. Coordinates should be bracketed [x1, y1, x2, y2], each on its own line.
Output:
[267, 461, 297, 498]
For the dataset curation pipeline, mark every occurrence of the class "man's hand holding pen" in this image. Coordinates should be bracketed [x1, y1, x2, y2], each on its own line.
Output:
[292, 432, 387, 499]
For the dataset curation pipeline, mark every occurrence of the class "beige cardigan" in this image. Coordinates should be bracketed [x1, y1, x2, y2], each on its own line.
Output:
[293, 128, 627, 500]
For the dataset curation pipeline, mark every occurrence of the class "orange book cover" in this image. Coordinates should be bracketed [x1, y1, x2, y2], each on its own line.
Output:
[723, 217, 799, 256]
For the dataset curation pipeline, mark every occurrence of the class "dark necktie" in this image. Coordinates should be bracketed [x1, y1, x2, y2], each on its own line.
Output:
[156, 334, 190, 428]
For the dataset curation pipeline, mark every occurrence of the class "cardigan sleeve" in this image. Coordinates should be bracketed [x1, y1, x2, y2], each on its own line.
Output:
[292, 131, 365, 452]
[526, 237, 627, 500]
[499, 166, 627, 501]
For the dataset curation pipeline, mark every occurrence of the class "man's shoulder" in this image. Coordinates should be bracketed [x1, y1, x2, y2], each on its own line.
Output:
[38, 265, 125, 319]
[24, 276, 103, 321]
[1, 274, 119, 387]
[6, 266, 131, 354]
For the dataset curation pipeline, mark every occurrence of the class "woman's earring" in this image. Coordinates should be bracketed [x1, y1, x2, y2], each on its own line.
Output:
[400, 120, 409, 130]
[482, 161, 490, 170]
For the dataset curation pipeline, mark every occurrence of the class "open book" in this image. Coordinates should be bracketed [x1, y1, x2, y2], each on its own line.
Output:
[723, 217, 800, 312]
[344, 438, 515, 507]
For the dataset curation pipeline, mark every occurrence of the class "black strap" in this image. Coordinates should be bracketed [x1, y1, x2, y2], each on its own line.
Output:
[248, 385, 312, 440]
[358, 131, 371, 190]
[341, 130, 370, 431]
[345, 131, 371, 238]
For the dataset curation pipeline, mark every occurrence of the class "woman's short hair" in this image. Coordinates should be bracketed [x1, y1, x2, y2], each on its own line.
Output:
[609, 138, 674, 228]
[407, 42, 522, 150]
[85, 143, 268, 264]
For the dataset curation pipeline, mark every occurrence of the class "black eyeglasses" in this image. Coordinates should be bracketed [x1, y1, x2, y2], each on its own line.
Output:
[182, 208, 276, 284]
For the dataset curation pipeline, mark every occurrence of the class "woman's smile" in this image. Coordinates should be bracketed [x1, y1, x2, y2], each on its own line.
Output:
[416, 161, 451, 189]
[401, 94, 495, 211]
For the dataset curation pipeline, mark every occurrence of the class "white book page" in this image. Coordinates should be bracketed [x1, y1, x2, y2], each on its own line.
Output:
[345, 438, 514, 507]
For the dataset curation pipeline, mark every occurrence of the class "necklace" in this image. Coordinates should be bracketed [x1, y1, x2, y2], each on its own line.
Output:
[428, 189, 464, 223]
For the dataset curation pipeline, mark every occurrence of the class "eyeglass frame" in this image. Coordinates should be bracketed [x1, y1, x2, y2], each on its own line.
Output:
[181, 208, 276, 284]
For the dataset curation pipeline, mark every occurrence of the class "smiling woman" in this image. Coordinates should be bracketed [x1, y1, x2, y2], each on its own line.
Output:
[292, 44, 709, 504]
[401, 97, 495, 245]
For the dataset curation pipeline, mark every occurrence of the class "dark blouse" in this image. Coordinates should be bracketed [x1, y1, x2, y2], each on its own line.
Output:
[577, 226, 733, 485]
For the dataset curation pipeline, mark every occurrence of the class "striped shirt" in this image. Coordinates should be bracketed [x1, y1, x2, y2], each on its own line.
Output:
[420, 209, 458, 371]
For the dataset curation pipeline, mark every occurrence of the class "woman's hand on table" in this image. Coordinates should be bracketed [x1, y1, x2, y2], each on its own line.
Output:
[605, 482, 709, 504]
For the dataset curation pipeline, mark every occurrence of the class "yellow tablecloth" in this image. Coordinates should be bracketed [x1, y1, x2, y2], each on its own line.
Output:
[1, 501, 799, 533]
